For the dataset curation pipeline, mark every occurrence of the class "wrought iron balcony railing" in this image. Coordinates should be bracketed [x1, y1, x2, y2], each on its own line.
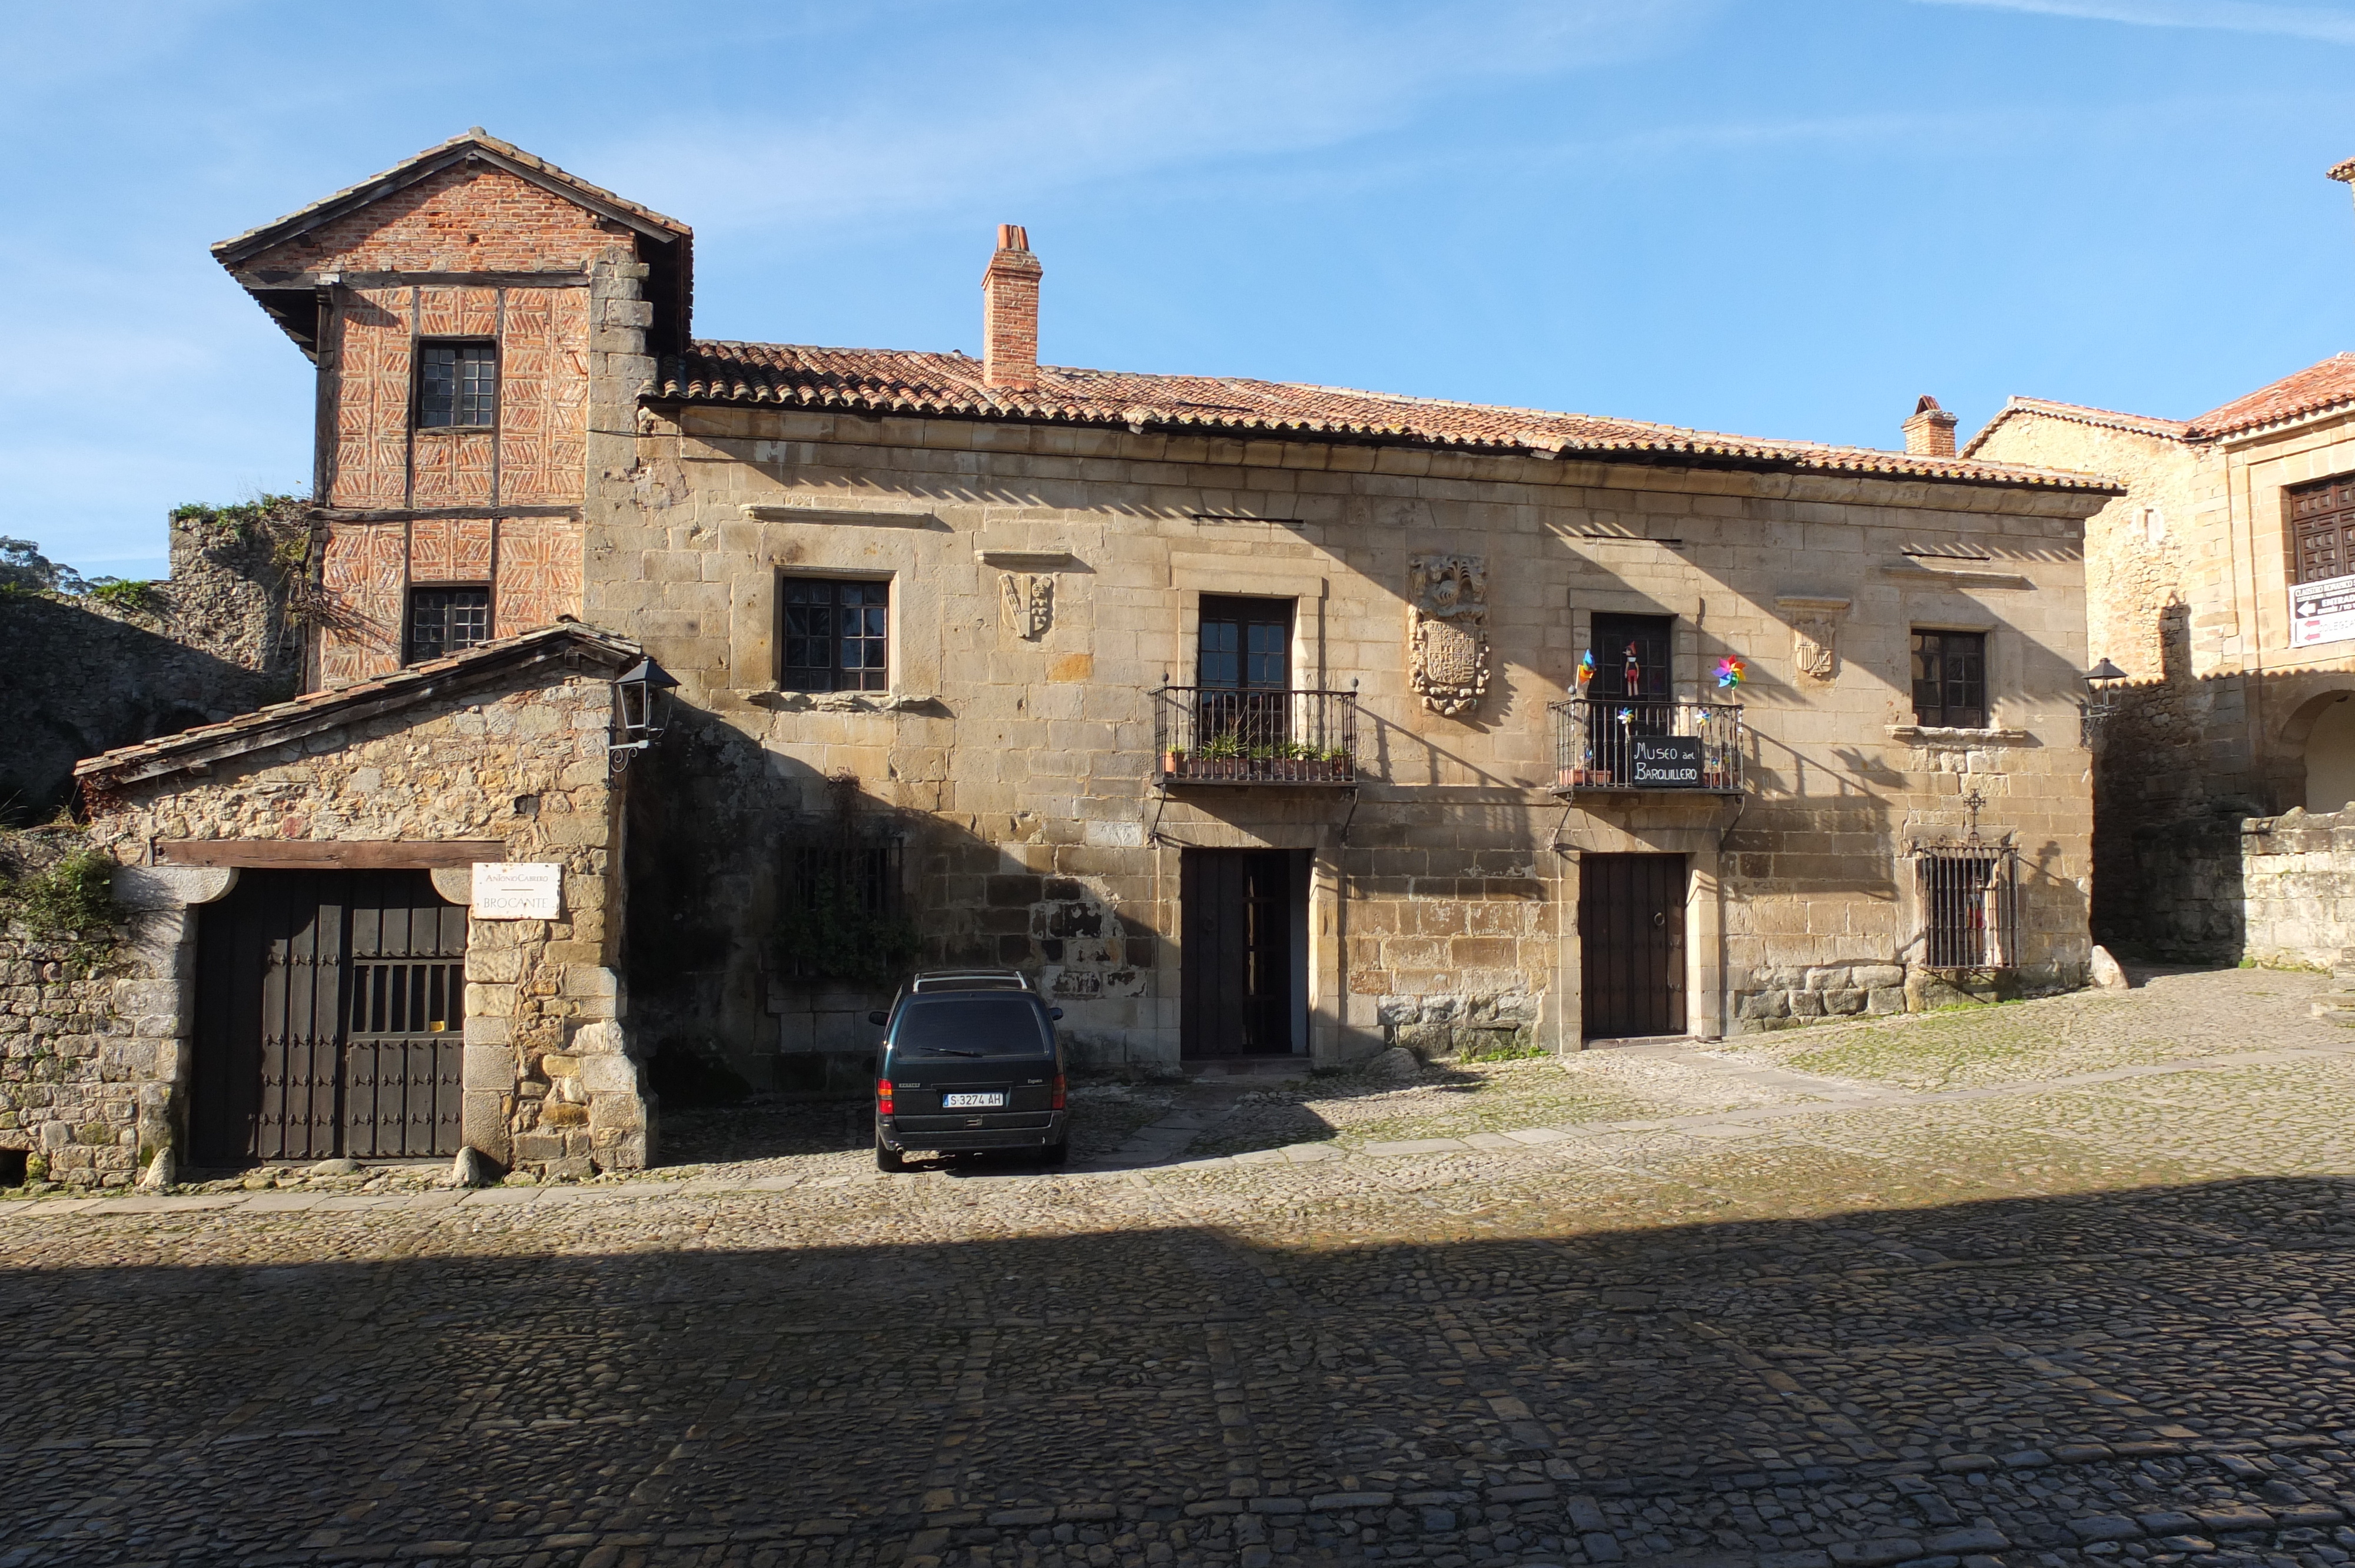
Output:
[1550, 697, 1744, 794]
[1153, 686, 1361, 785]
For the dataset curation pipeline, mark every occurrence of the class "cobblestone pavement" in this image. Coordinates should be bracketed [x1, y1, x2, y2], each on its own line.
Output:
[14, 967, 2355, 1567]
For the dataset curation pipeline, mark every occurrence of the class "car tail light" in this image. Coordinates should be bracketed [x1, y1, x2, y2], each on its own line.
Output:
[876, 1078, 895, 1115]
[1050, 1074, 1066, 1111]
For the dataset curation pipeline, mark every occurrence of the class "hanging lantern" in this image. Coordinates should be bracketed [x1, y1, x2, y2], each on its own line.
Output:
[610, 656, 679, 771]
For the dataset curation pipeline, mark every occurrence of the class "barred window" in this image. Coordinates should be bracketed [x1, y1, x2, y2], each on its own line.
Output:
[787, 840, 905, 919]
[1918, 848, 2016, 970]
[781, 577, 890, 692]
[407, 586, 490, 665]
[1910, 629, 1986, 729]
[419, 341, 497, 428]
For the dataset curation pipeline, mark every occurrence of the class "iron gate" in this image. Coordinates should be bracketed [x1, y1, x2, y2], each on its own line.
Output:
[191, 869, 467, 1165]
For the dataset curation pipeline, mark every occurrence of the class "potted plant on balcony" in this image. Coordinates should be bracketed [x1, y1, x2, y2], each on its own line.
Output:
[1199, 730, 1244, 779]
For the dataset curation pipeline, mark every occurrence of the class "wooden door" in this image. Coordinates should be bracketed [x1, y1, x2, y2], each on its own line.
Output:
[1181, 849, 1296, 1057]
[191, 869, 466, 1165]
[1578, 853, 1687, 1039]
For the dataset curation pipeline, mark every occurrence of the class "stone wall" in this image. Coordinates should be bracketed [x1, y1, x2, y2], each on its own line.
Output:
[0, 829, 178, 1188]
[2240, 806, 2355, 969]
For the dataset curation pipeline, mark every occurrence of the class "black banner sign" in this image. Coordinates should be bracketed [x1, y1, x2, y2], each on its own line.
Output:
[1630, 735, 1704, 787]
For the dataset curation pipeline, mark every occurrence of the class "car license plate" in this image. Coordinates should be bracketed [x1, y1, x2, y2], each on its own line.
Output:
[941, 1092, 1005, 1109]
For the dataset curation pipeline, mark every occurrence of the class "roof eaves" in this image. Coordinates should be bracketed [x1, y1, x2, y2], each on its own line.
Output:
[76, 623, 640, 788]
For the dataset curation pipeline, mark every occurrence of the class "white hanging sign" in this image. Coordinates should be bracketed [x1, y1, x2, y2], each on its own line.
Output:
[471, 862, 564, 920]
[2291, 572, 2355, 648]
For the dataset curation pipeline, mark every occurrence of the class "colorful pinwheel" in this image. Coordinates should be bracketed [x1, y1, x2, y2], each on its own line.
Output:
[1576, 649, 1595, 686]
[1714, 655, 1747, 689]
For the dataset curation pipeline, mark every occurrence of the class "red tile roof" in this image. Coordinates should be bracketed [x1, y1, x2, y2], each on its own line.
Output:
[1961, 396, 2191, 458]
[2183, 353, 2355, 440]
[657, 342, 2118, 491]
[77, 623, 642, 789]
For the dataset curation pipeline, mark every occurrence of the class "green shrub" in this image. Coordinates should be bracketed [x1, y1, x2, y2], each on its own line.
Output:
[6, 849, 118, 936]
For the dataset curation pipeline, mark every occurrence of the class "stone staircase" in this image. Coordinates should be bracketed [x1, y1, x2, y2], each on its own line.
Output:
[2311, 948, 2355, 1022]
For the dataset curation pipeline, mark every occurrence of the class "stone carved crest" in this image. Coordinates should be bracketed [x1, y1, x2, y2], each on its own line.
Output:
[999, 573, 1053, 639]
[1407, 553, 1490, 715]
[1792, 614, 1839, 682]
[1779, 597, 1849, 685]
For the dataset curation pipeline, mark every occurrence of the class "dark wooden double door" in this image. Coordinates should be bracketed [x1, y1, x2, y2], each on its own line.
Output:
[1181, 849, 1303, 1057]
[192, 869, 467, 1165]
[1578, 853, 1687, 1039]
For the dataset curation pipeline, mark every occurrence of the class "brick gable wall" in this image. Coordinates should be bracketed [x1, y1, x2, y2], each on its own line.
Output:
[245, 164, 633, 276]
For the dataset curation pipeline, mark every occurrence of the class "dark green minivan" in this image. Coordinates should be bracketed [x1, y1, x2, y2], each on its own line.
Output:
[871, 981, 1067, 1171]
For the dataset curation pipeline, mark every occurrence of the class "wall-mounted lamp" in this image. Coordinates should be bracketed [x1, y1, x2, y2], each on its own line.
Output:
[610, 656, 679, 772]
[2081, 657, 2127, 745]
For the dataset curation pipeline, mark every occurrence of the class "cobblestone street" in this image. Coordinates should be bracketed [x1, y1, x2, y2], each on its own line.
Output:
[11, 967, 2355, 1568]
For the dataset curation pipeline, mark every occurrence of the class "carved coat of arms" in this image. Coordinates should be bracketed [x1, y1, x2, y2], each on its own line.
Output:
[1407, 554, 1490, 715]
[1792, 614, 1839, 682]
[999, 573, 1053, 640]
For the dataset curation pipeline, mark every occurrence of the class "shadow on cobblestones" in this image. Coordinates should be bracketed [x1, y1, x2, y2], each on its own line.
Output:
[8, 1172, 2355, 1566]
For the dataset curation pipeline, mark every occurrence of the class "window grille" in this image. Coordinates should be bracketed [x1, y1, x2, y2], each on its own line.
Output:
[785, 838, 905, 919]
[1910, 629, 1986, 729]
[406, 586, 491, 664]
[1916, 846, 2017, 970]
[781, 577, 890, 692]
[418, 341, 498, 428]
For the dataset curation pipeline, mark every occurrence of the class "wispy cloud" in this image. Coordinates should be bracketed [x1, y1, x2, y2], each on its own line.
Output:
[590, 1, 1710, 236]
[1911, 0, 2355, 44]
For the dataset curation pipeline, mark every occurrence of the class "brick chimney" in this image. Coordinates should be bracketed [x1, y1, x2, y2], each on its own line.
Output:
[1903, 394, 1959, 457]
[981, 224, 1041, 393]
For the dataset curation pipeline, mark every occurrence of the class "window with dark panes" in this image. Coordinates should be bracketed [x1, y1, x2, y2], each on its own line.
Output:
[1910, 629, 1987, 729]
[418, 341, 498, 428]
[780, 577, 890, 691]
[407, 587, 491, 665]
[2290, 474, 2355, 585]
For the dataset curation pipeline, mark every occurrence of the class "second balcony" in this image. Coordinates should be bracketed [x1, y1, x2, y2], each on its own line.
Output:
[1550, 697, 1744, 795]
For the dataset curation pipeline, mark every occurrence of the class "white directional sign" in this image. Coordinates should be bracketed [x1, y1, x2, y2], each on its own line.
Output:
[2292, 571, 2355, 649]
[471, 862, 564, 920]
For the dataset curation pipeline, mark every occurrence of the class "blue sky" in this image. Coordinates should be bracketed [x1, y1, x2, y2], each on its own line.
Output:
[6, 0, 2355, 579]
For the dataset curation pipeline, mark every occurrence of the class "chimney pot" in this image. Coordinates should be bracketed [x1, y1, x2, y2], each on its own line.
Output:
[1903, 394, 1959, 458]
[982, 224, 1041, 394]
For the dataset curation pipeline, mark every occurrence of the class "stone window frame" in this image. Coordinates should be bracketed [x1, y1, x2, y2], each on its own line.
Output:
[1908, 626, 1990, 731]
[777, 573, 894, 693]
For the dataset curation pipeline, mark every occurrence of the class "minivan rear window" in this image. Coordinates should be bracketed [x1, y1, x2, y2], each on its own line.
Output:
[893, 995, 1052, 1058]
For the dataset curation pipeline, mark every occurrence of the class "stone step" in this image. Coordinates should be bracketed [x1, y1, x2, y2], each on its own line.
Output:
[2311, 994, 2355, 1023]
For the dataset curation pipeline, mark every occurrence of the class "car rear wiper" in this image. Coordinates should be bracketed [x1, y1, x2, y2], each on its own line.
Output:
[914, 1048, 985, 1057]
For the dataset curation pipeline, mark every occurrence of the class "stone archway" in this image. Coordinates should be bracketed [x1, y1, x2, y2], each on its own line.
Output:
[2281, 688, 2355, 812]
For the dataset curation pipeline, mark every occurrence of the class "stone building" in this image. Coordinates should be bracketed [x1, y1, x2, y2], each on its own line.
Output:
[31, 130, 2117, 1177]
[1966, 156, 2355, 956]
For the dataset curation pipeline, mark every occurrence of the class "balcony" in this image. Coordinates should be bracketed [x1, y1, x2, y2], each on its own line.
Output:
[1153, 686, 1361, 786]
[1550, 697, 1744, 795]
